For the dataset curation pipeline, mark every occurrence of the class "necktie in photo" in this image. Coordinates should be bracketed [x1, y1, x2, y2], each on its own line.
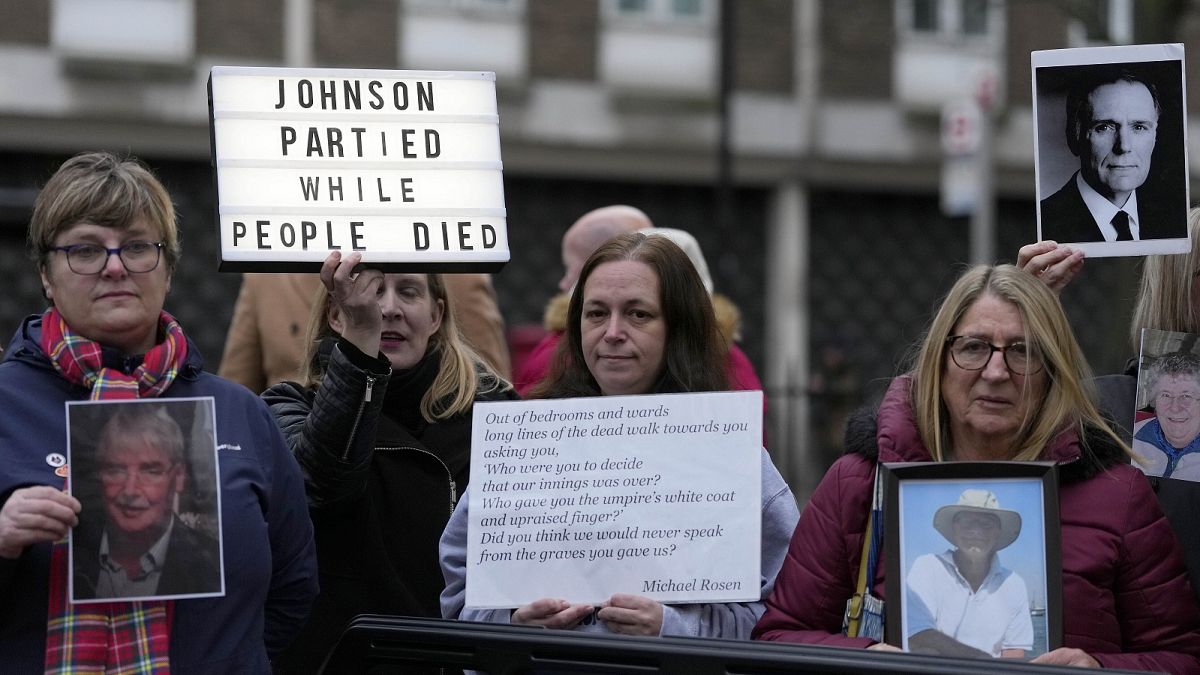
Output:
[1112, 210, 1133, 241]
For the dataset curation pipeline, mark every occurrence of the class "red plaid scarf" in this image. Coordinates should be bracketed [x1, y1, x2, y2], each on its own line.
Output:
[40, 306, 187, 674]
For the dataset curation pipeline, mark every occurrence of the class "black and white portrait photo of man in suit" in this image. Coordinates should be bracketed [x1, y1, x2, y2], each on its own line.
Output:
[1035, 52, 1188, 252]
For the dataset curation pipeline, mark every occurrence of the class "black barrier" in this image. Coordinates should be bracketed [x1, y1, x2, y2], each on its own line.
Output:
[319, 616, 1151, 675]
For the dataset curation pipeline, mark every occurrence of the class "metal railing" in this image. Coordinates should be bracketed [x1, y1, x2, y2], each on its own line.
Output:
[319, 616, 1150, 675]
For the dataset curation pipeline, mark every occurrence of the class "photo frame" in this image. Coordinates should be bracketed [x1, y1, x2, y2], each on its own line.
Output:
[67, 397, 225, 603]
[1132, 327, 1200, 482]
[883, 462, 1061, 660]
[1032, 43, 1189, 257]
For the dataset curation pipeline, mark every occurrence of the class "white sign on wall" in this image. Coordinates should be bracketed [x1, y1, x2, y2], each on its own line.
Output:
[208, 66, 508, 271]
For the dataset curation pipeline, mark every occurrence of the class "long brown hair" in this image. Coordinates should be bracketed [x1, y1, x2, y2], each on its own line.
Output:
[529, 232, 728, 399]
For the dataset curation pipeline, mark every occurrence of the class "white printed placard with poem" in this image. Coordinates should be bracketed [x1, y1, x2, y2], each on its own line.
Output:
[208, 66, 508, 271]
[465, 391, 762, 609]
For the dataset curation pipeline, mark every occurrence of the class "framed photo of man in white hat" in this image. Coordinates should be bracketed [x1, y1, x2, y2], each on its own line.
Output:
[883, 462, 1062, 659]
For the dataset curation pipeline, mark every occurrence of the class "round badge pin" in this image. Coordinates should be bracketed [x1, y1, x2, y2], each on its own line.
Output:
[46, 453, 66, 468]
[55, 465, 69, 478]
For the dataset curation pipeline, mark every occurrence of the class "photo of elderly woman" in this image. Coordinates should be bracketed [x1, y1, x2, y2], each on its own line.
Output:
[1134, 329, 1200, 481]
[899, 479, 1049, 659]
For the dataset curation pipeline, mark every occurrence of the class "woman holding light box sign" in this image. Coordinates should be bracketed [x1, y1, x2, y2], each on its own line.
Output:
[439, 232, 798, 638]
[262, 250, 515, 671]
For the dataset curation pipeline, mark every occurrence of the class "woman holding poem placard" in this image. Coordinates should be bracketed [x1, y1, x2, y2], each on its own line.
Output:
[753, 265, 1200, 671]
[263, 250, 515, 671]
[440, 232, 799, 638]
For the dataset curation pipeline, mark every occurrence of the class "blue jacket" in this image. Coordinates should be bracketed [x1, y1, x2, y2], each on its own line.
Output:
[0, 314, 318, 674]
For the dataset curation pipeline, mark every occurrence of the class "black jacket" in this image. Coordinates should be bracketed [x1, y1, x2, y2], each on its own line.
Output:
[1040, 174, 1186, 243]
[263, 340, 515, 673]
[73, 516, 222, 600]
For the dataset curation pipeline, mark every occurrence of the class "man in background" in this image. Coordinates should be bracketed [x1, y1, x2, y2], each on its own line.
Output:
[513, 205, 651, 394]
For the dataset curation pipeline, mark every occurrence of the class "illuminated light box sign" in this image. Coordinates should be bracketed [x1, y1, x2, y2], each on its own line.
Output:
[208, 66, 508, 272]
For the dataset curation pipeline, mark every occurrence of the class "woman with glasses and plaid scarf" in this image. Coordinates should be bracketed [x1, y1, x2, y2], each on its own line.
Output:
[0, 151, 317, 673]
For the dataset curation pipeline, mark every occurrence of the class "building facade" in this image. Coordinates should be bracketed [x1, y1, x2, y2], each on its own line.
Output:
[0, 0, 1196, 495]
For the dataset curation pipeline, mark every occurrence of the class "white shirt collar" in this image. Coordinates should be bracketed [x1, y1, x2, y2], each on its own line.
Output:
[1075, 172, 1141, 241]
[99, 515, 176, 578]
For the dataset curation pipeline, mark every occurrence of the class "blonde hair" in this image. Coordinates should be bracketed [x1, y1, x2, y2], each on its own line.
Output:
[1129, 208, 1200, 349]
[910, 264, 1128, 461]
[298, 273, 505, 421]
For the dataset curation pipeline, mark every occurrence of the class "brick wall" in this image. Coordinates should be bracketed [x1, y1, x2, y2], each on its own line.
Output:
[0, 0, 48, 44]
[314, 0, 396, 68]
[819, 0, 892, 99]
[734, 0, 793, 93]
[196, 0, 284, 60]
[1004, 0, 1067, 108]
[528, 0, 598, 80]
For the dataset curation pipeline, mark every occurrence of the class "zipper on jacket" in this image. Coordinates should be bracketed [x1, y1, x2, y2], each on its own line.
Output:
[342, 375, 376, 461]
[377, 444, 457, 513]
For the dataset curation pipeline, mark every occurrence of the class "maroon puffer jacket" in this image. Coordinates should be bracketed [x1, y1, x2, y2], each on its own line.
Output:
[753, 376, 1200, 673]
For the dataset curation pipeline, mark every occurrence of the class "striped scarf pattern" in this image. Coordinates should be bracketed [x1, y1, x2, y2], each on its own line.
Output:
[40, 306, 187, 674]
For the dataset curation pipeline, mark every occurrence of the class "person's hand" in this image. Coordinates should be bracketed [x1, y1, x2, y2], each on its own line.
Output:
[511, 598, 594, 629]
[0, 486, 81, 559]
[1017, 241, 1084, 296]
[866, 642, 903, 652]
[320, 251, 385, 356]
[1031, 647, 1099, 668]
[597, 593, 663, 636]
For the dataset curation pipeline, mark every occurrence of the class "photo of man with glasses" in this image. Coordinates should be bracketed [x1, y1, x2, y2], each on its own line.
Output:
[71, 400, 222, 601]
[1134, 351, 1200, 481]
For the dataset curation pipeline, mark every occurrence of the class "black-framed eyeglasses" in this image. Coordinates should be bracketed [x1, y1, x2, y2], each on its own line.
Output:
[51, 240, 163, 275]
[945, 335, 1043, 375]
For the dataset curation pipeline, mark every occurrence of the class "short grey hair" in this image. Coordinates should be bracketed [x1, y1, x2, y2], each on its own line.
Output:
[98, 403, 185, 465]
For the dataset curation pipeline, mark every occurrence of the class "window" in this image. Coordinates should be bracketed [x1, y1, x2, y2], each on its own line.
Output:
[52, 0, 195, 67]
[900, 0, 1001, 41]
[961, 0, 989, 35]
[912, 0, 940, 32]
[400, 0, 527, 79]
[406, 0, 524, 13]
[605, 0, 714, 25]
[599, 0, 716, 94]
[1067, 0, 1132, 46]
[894, 0, 1005, 110]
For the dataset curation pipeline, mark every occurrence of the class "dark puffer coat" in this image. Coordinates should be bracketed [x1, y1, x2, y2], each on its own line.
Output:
[263, 340, 516, 672]
[753, 376, 1200, 673]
